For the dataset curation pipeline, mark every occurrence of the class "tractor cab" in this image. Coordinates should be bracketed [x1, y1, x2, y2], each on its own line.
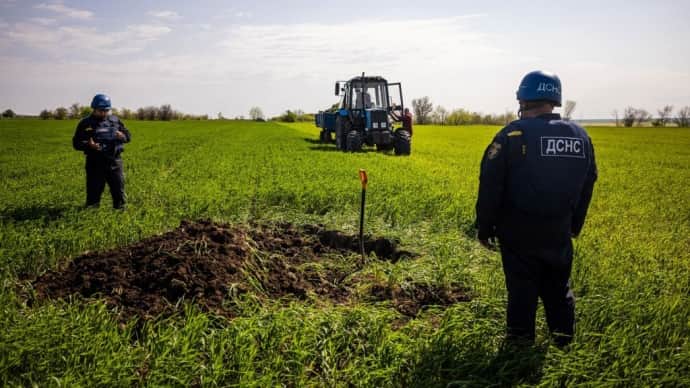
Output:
[338, 77, 389, 110]
[336, 76, 403, 117]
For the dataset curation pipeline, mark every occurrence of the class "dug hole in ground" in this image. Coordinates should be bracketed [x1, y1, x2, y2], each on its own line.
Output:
[27, 219, 472, 321]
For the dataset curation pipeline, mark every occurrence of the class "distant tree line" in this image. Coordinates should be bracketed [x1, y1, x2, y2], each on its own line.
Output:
[35, 103, 209, 121]
[613, 105, 689, 127]
[6, 101, 690, 128]
[411, 96, 517, 126]
[412, 97, 690, 128]
[272, 109, 315, 123]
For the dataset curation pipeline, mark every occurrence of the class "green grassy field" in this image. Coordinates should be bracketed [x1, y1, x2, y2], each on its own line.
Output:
[1, 119, 688, 386]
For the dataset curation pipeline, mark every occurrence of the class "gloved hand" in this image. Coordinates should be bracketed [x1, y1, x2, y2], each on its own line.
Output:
[87, 137, 101, 151]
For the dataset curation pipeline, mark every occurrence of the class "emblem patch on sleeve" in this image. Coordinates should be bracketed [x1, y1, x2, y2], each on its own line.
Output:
[487, 142, 502, 160]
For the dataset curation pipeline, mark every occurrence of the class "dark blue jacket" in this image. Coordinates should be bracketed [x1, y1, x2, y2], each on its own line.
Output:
[476, 113, 597, 249]
[72, 115, 131, 160]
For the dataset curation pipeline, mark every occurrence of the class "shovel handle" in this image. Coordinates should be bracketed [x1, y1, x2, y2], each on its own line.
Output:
[359, 169, 368, 189]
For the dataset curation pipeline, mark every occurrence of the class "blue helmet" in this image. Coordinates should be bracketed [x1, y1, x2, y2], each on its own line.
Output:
[516, 70, 562, 107]
[90, 94, 112, 109]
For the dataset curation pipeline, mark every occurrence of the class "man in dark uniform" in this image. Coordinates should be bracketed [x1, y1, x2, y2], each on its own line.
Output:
[72, 94, 131, 209]
[475, 70, 597, 347]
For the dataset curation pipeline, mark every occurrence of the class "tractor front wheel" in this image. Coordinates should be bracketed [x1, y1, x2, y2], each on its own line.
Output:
[346, 130, 363, 152]
[335, 117, 351, 151]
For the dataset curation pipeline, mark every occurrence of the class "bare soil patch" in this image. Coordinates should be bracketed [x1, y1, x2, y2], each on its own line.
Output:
[30, 220, 470, 319]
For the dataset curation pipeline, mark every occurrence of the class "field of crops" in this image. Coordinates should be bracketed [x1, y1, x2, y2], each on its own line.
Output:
[1, 118, 688, 386]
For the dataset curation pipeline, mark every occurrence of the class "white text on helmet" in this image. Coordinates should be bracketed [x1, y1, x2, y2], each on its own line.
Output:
[536, 82, 561, 95]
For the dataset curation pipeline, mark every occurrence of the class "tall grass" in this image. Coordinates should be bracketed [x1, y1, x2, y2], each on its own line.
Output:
[0, 119, 688, 386]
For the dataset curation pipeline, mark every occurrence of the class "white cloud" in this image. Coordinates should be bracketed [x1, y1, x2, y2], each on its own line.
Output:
[34, 1, 93, 20]
[4, 15, 493, 79]
[5, 22, 61, 47]
[4, 21, 171, 55]
[214, 16, 496, 79]
[125, 24, 172, 41]
[28, 17, 57, 26]
[9, 15, 685, 118]
[148, 10, 181, 21]
[0, 16, 512, 116]
[212, 8, 252, 20]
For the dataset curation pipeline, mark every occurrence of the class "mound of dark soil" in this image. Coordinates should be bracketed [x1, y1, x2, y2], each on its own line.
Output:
[31, 220, 421, 319]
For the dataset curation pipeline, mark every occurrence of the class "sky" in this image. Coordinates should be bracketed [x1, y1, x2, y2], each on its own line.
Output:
[1, 0, 688, 119]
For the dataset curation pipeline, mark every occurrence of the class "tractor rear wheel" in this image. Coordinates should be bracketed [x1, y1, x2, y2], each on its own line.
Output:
[335, 117, 351, 151]
[394, 129, 411, 155]
[346, 130, 363, 152]
[319, 130, 331, 143]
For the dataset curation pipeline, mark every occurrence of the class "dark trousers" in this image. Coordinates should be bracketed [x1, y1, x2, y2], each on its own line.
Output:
[499, 240, 575, 347]
[85, 157, 125, 209]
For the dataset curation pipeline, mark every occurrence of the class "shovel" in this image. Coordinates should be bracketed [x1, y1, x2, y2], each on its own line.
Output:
[358, 169, 368, 259]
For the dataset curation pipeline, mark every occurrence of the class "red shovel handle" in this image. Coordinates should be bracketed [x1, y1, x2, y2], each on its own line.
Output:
[359, 169, 368, 189]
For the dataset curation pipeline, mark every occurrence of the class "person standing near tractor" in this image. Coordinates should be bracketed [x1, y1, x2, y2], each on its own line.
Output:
[475, 70, 597, 347]
[401, 107, 413, 136]
[72, 94, 131, 209]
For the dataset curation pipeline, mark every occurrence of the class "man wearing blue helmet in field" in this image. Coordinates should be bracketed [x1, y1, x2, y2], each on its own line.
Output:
[475, 71, 597, 347]
[72, 94, 131, 209]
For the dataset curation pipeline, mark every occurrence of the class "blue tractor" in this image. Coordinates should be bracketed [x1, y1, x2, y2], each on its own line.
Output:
[315, 74, 410, 155]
